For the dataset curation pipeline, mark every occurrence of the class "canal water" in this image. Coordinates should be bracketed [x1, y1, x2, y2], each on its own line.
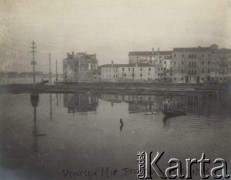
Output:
[0, 92, 231, 179]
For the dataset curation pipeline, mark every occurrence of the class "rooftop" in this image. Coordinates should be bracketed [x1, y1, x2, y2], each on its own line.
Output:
[216, 48, 231, 54]
[129, 51, 172, 56]
[173, 47, 212, 52]
[99, 63, 156, 68]
[173, 44, 219, 52]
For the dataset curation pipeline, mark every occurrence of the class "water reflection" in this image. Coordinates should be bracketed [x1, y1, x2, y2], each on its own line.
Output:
[30, 93, 46, 153]
[56, 93, 59, 107]
[49, 94, 52, 120]
[60, 92, 231, 130]
[0, 91, 231, 179]
[63, 93, 98, 113]
[100, 92, 231, 116]
[100, 92, 231, 130]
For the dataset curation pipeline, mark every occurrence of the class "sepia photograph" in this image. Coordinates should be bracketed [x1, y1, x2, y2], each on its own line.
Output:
[0, 0, 231, 179]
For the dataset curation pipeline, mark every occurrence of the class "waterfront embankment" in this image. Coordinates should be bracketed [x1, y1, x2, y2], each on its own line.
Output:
[0, 82, 229, 95]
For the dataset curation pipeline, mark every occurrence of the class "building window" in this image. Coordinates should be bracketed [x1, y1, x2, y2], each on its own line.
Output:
[174, 54, 176, 57]
[208, 69, 210, 73]
[140, 68, 142, 71]
[149, 67, 151, 71]
[202, 61, 204, 65]
[182, 70, 184, 73]
[174, 78, 176, 81]
[208, 61, 210, 65]
[133, 68, 134, 71]
[182, 61, 184, 65]
[202, 69, 204, 73]
[140, 73, 142, 77]
[174, 61, 176, 65]
[182, 54, 184, 57]
[202, 54, 204, 57]
[122, 68, 124, 71]
[128, 68, 130, 71]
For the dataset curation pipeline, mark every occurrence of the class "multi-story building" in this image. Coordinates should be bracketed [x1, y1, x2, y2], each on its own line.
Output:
[127, 48, 172, 82]
[99, 61, 120, 82]
[213, 48, 231, 83]
[64, 45, 231, 84]
[171, 44, 231, 83]
[162, 58, 173, 82]
[128, 48, 172, 65]
[100, 62, 161, 82]
[63, 52, 98, 82]
[172, 45, 218, 83]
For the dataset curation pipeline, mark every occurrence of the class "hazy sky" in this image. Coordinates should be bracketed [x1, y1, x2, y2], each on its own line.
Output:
[0, 0, 231, 73]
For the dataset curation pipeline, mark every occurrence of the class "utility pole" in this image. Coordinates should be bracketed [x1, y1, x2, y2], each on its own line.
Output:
[31, 41, 37, 84]
[49, 53, 52, 84]
[55, 60, 58, 82]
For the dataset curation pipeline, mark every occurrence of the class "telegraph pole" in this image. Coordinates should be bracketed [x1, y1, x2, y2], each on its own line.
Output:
[55, 60, 58, 82]
[31, 41, 37, 84]
[49, 53, 52, 84]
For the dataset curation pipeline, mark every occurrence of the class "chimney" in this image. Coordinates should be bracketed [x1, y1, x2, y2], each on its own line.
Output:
[67, 53, 70, 58]
[152, 47, 154, 57]
[158, 48, 160, 56]
[111, 61, 114, 68]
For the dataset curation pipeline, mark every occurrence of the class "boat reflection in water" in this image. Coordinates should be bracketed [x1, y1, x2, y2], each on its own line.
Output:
[100, 92, 231, 129]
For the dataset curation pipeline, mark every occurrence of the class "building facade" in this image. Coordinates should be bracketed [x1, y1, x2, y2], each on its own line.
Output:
[213, 48, 231, 83]
[171, 44, 231, 83]
[63, 52, 98, 82]
[100, 62, 161, 82]
[64, 45, 231, 84]
[128, 48, 172, 65]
